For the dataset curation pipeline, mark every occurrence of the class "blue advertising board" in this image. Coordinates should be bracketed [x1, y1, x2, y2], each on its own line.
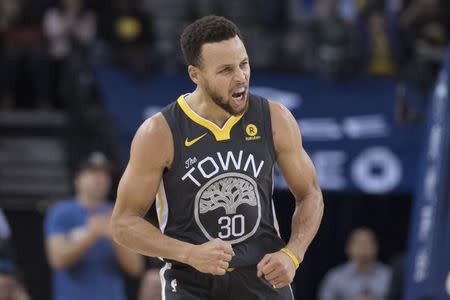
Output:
[95, 69, 422, 194]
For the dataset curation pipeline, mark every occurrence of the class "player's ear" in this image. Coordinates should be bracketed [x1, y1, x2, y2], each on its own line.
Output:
[188, 65, 201, 85]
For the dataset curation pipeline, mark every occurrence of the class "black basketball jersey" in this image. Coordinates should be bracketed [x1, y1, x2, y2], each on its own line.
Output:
[158, 93, 285, 267]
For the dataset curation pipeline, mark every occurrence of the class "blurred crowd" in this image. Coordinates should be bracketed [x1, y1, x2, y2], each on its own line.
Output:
[0, 0, 448, 111]
[2, 188, 405, 300]
[0, 152, 164, 300]
[0, 210, 30, 300]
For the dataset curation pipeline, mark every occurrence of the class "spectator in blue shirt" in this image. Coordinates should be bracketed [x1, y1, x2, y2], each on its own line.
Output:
[44, 152, 144, 300]
[0, 209, 12, 255]
[0, 209, 11, 243]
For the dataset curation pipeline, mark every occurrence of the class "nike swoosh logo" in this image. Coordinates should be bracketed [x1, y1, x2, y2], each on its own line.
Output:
[184, 133, 207, 147]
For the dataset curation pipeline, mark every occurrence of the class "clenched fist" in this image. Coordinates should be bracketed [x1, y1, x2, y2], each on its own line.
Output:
[256, 249, 301, 289]
[186, 239, 235, 275]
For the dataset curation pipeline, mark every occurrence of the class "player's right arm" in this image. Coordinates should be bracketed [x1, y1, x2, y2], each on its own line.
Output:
[111, 113, 234, 275]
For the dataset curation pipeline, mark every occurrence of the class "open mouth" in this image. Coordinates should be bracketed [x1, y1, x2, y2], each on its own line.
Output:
[231, 87, 246, 103]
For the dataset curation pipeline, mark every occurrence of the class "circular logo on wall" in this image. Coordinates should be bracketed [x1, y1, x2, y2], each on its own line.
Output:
[351, 147, 402, 193]
[194, 172, 261, 244]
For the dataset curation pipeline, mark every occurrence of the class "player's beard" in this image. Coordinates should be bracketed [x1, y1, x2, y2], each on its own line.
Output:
[204, 80, 248, 116]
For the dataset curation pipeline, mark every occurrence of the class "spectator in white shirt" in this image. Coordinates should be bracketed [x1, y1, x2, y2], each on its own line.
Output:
[42, 0, 97, 108]
[43, 0, 96, 60]
[0, 210, 11, 242]
[319, 227, 392, 300]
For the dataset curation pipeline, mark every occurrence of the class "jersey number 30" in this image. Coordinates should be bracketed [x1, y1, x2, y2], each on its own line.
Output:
[218, 215, 245, 239]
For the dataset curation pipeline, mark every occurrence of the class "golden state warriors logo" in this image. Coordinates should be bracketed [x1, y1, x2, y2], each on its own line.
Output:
[194, 172, 261, 244]
[245, 124, 261, 141]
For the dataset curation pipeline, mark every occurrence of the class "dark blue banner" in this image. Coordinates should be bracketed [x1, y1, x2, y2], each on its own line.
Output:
[95, 70, 422, 194]
[405, 51, 450, 299]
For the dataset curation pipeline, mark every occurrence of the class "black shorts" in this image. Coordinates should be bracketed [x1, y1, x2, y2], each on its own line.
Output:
[160, 263, 295, 300]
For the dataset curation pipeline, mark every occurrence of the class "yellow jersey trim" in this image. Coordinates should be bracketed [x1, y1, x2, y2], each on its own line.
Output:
[177, 95, 243, 141]
[156, 192, 163, 226]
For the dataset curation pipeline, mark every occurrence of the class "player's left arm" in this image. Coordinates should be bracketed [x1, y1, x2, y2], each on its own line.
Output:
[257, 101, 324, 288]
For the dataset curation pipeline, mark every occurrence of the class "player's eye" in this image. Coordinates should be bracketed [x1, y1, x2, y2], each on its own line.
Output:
[220, 67, 232, 74]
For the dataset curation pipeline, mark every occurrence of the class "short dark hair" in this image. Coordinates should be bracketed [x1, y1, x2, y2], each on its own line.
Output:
[76, 151, 113, 175]
[180, 15, 242, 67]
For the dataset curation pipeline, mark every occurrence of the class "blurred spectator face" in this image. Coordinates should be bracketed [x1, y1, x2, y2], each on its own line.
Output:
[75, 168, 111, 202]
[386, 0, 403, 14]
[346, 228, 378, 265]
[0, 0, 20, 17]
[421, 22, 446, 44]
[138, 269, 162, 300]
[0, 273, 15, 300]
[61, 0, 82, 14]
[0, 0, 21, 29]
[315, 0, 339, 19]
[0, 274, 29, 300]
[419, 0, 439, 12]
[368, 12, 385, 35]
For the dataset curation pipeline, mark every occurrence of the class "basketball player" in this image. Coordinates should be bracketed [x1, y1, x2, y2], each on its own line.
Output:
[111, 15, 324, 299]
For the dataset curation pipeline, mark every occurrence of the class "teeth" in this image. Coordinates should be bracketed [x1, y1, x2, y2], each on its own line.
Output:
[233, 87, 245, 94]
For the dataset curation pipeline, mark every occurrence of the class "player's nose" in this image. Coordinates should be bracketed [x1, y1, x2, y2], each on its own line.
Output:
[233, 67, 247, 83]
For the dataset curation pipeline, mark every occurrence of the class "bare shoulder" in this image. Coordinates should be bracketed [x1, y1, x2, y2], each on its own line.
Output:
[268, 100, 292, 117]
[131, 112, 174, 169]
[268, 100, 298, 129]
[138, 113, 171, 139]
[268, 100, 302, 153]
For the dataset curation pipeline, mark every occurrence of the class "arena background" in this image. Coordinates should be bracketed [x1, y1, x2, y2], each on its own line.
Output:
[0, 0, 449, 299]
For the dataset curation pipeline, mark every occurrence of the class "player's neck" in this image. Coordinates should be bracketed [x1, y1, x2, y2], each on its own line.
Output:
[77, 193, 104, 210]
[355, 260, 375, 274]
[185, 89, 232, 128]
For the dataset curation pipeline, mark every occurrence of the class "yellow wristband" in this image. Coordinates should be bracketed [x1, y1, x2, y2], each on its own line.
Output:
[280, 248, 300, 269]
